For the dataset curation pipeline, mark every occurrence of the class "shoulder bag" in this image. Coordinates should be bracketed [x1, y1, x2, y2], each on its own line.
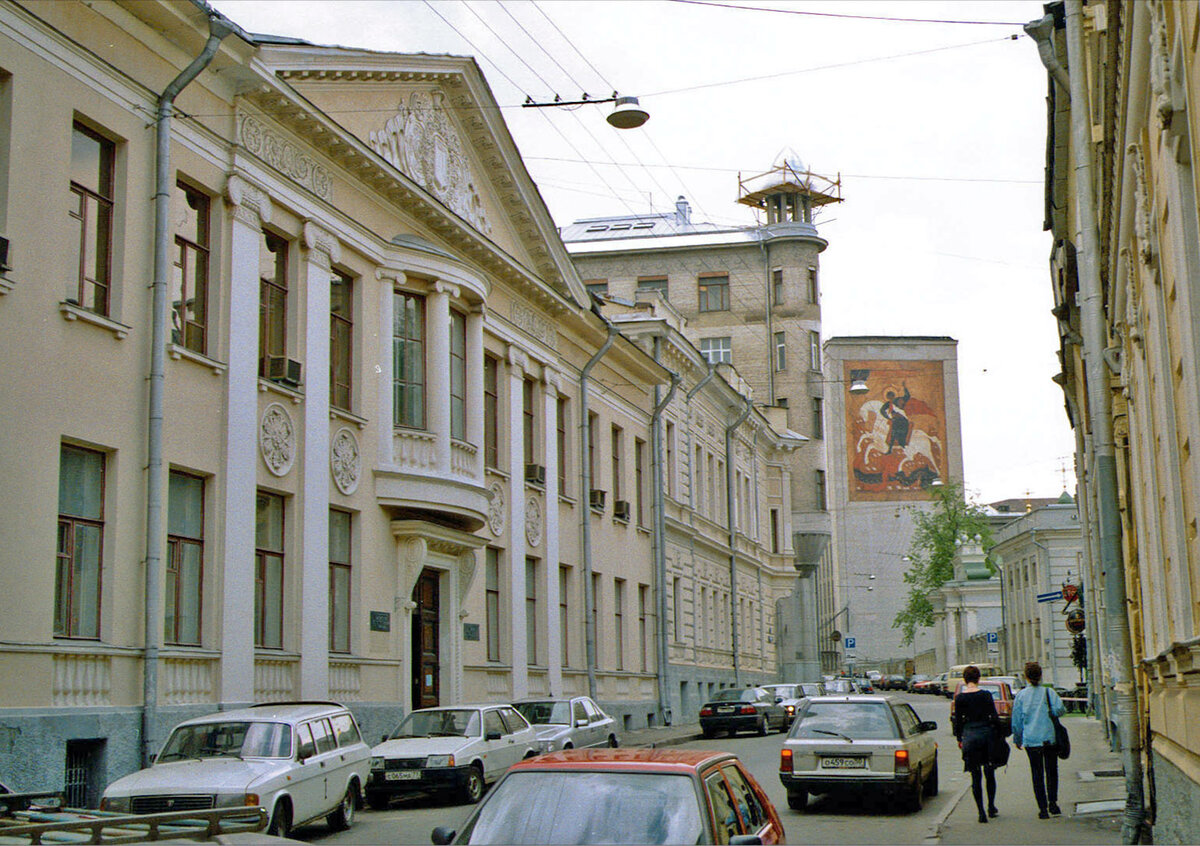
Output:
[1046, 686, 1070, 760]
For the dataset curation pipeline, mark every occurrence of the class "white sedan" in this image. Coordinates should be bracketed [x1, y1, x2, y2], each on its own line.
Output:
[366, 704, 539, 807]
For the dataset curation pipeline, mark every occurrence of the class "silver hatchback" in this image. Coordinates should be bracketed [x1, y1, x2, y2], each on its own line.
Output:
[512, 696, 619, 753]
[778, 695, 938, 813]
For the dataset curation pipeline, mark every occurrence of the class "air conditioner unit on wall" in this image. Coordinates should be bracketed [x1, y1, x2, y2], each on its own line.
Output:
[525, 464, 546, 485]
[267, 356, 302, 387]
[614, 500, 631, 521]
[589, 489, 607, 510]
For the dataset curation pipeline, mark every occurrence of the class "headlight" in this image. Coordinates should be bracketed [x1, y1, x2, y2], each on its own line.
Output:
[371, 757, 385, 770]
[100, 796, 129, 813]
[426, 754, 455, 768]
[537, 739, 556, 753]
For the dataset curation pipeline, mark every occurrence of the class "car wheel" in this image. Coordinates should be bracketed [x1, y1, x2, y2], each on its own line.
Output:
[924, 760, 939, 797]
[563, 742, 573, 750]
[908, 770, 925, 812]
[756, 716, 768, 736]
[702, 727, 716, 739]
[366, 792, 390, 811]
[607, 734, 619, 748]
[460, 765, 485, 804]
[267, 801, 292, 838]
[327, 781, 357, 831]
[787, 790, 808, 811]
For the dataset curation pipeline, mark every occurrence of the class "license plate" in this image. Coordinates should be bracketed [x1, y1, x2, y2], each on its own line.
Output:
[820, 757, 866, 769]
[385, 770, 420, 781]
[717, 706, 734, 713]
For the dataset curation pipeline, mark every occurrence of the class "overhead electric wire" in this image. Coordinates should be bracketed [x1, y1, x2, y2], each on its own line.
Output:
[666, 0, 1028, 27]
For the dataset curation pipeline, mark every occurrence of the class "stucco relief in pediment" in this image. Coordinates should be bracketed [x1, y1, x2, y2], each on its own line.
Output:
[368, 91, 491, 236]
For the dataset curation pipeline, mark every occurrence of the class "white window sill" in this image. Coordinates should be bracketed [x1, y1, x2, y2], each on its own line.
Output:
[259, 377, 304, 403]
[169, 343, 226, 376]
[331, 406, 368, 429]
[0, 272, 14, 295]
[59, 302, 130, 339]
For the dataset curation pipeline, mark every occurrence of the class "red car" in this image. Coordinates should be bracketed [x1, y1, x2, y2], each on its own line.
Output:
[949, 680, 1015, 732]
[431, 748, 785, 845]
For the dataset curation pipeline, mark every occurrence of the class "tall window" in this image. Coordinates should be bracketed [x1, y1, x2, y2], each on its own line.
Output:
[809, 330, 821, 371]
[526, 558, 538, 665]
[329, 509, 351, 653]
[635, 438, 646, 526]
[806, 266, 819, 303]
[330, 270, 353, 410]
[770, 508, 781, 553]
[254, 492, 285, 649]
[166, 471, 204, 646]
[587, 413, 599, 489]
[774, 332, 786, 371]
[559, 565, 570, 666]
[484, 356, 499, 468]
[672, 577, 682, 642]
[556, 396, 568, 491]
[523, 378, 536, 464]
[591, 573, 601, 666]
[450, 309, 466, 440]
[171, 182, 210, 353]
[637, 276, 668, 298]
[55, 445, 105, 638]
[665, 422, 675, 497]
[815, 470, 827, 511]
[772, 268, 784, 306]
[639, 584, 649, 673]
[611, 425, 623, 502]
[697, 273, 729, 312]
[700, 337, 732, 365]
[485, 549, 502, 661]
[614, 579, 625, 671]
[68, 123, 114, 315]
[258, 231, 288, 376]
[393, 290, 426, 429]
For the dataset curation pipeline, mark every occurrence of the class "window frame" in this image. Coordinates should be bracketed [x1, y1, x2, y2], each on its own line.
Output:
[486, 548, 501, 662]
[697, 273, 730, 313]
[637, 275, 668, 299]
[449, 308, 467, 440]
[171, 180, 211, 354]
[68, 122, 115, 316]
[165, 470, 205, 647]
[328, 508, 352, 654]
[258, 230, 289, 377]
[772, 268, 784, 306]
[55, 444, 106, 639]
[700, 336, 732, 365]
[392, 289, 427, 430]
[484, 355, 499, 469]
[774, 331, 786, 371]
[254, 491, 285, 650]
[330, 268, 353, 411]
[556, 395, 569, 492]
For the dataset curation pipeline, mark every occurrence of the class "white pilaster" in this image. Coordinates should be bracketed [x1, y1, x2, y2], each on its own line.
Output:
[506, 347, 528, 697]
[428, 282, 454, 474]
[466, 307, 485, 478]
[376, 271, 401, 468]
[220, 175, 269, 704]
[542, 372, 562, 695]
[298, 221, 338, 698]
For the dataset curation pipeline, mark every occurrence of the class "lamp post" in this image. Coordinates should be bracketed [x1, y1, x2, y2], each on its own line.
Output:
[522, 93, 649, 129]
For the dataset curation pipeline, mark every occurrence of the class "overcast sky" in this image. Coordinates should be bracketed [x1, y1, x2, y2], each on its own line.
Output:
[211, 0, 1074, 505]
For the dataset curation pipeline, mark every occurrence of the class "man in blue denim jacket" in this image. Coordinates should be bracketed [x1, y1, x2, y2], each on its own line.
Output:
[1011, 661, 1066, 818]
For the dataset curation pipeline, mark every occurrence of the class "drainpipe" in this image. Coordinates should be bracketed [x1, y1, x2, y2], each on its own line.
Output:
[1027, 7, 1146, 840]
[579, 317, 618, 700]
[649, 337, 680, 724]
[725, 396, 753, 686]
[143, 10, 234, 768]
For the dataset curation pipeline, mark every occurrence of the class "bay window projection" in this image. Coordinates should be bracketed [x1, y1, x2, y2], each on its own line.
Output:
[392, 290, 426, 429]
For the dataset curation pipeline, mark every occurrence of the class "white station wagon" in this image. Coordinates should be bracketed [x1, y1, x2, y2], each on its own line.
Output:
[100, 701, 371, 838]
[367, 704, 539, 807]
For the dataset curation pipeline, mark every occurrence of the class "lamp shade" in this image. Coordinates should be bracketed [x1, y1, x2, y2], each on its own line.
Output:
[607, 96, 649, 129]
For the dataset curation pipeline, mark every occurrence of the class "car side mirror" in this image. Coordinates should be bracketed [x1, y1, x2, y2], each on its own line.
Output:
[485, 731, 502, 741]
[575, 719, 588, 728]
[919, 720, 937, 732]
[148, 753, 157, 764]
[775, 696, 784, 703]
[431, 825, 457, 845]
[381, 734, 389, 744]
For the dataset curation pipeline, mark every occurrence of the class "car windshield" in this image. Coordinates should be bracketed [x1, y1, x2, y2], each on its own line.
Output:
[712, 689, 755, 703]
[458, 771, 704, 845]
[514, 701, 572, 726]
[799, 685, 822, 696]
[158, 721, 292, 761]
[825, 680, 854, 694]
[769, 686, 797, 699]
[794, 702, 898, 740]
[390, 709, 479, 738]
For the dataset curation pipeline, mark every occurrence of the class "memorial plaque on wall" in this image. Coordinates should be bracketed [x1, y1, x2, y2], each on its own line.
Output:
[369, 611, 391, 632]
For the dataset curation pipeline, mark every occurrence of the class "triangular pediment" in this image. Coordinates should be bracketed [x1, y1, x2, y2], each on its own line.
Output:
[252, 43, 587, 307]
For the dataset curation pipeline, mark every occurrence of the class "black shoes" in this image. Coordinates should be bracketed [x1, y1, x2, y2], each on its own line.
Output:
[1038, 809, 1050, 819]
[988, 806, 999, 818]
[1049, 803, 1062, 816]
[978, 811, 989, 824]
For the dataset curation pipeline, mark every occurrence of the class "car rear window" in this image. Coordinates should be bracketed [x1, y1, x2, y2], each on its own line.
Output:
[515, 701, 571, 725]
[793, 702, 898, 740]
[712, 689, 754, 703]
[458, 771, 704, 844]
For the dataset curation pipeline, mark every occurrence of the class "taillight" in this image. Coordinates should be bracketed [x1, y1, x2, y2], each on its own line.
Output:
[780, 748, 794, 774]
[894, 749, 910, 773]
[739, 705, 758, 715]
[700, 707, 713, 717]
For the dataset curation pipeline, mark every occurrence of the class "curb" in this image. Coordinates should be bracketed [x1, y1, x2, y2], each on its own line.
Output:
[925, 781, 970, 843]
[624, 730, 705, 749]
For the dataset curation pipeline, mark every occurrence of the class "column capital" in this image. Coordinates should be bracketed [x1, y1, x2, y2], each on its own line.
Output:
[376, 268, 408, 286]
[303, 220, 341, 268]
[434, 279, 461, 299]
[543, 368, 561, 395]
[225, 173, 271, 227]
[508, 346, 528, 373]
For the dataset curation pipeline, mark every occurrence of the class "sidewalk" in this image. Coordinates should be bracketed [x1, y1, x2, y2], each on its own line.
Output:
[620, 721, 704, 749]
[936, 714, 1127, 845]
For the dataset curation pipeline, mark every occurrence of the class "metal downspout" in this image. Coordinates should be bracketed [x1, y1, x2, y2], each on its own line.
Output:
[650, 336, 680, 724]
[144, 11, 234, 767]
[579, 318, 619, 700]
[1029, 6, 1146, 839]
[725, 397, 753, 686]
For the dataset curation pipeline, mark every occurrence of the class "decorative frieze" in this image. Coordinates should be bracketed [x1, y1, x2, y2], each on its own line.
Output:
[162, 656, 216, 706]
[254, 656, 296, 702]
[329, 661, 362, 702]
[238, 114, 333, 200]
[52, 653, 111, 707]
[511, 302, 557, 350]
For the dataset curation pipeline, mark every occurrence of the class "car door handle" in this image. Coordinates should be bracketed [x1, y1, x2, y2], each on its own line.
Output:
[320, 761, 326, 768]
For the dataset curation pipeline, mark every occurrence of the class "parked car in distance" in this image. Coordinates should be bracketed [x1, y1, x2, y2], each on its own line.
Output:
[367, 704, 538, 808]
[99, 700, 370, 839]
[761, 684, 825, 725]
[926, 672, 952, 697]
[700, 687, 789, 737]
[430, 748, 785, 845]
[989, 674, 1026, 692]
[512, 696, 619, 753]
[907, 674, 931, 693]
[824, 678, 868, 695]
[949, 680, 1015, 732]
[778, 695, 939, 813]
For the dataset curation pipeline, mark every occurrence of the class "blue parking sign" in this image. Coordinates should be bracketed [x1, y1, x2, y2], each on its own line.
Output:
[844, 637, 856, 650]
[986, 632, 998, 644]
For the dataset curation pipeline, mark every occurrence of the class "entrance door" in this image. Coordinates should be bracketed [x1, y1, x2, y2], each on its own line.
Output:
[412, 569, 440, 708]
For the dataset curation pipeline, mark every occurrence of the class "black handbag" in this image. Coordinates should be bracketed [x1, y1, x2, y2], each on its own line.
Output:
[1046, 687, 1070, 760]
[990, 731, 1011, 767]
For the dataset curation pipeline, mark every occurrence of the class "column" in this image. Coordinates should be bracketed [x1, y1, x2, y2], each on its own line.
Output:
[542, 371, 562, 695]
[428, 282, 454, 475]
[298, 221, 338, 698]
[376, 270, 401, 468]
[506, 348, 528, 698]
[466, 307, 485, 478]
[220, 175, 269, 705]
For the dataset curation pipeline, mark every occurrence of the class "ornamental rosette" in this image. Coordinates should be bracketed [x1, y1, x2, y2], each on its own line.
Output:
[330, 427, 361, 494]
[259, 403, 295, 477]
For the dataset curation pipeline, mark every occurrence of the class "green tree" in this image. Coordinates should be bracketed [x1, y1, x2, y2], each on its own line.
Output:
[892, 482, 995, 645]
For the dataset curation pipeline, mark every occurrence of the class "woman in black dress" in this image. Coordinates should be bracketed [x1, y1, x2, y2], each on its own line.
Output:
[952, 664, 1001, 823]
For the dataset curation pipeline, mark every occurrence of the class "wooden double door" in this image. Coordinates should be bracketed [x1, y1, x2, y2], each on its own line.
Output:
[412, 569, 440, 709]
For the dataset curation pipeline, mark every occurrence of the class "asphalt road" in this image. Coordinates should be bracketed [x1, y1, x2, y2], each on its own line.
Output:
[295, 692, 964, 845]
